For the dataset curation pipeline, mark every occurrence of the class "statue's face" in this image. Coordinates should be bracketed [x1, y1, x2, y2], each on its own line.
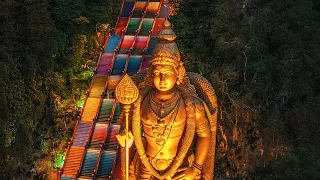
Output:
[152, 64, 177, 92]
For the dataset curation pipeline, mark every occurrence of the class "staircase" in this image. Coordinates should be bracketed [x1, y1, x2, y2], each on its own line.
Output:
[59, 0, 175, 179]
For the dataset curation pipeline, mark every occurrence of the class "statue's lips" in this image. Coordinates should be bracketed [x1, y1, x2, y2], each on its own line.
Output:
[159, 83, 168, 88]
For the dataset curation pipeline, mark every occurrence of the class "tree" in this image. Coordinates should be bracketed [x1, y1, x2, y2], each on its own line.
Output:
[171, 0, 320, 178]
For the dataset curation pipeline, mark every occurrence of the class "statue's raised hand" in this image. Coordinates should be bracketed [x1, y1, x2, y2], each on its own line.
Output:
[116, 129, 134, 148]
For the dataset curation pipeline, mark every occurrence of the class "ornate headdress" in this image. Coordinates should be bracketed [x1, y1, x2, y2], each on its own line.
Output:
[151, 20, 181, 68]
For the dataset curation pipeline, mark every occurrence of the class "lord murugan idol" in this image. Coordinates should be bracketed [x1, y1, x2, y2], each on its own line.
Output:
[116, 20, 218, 180]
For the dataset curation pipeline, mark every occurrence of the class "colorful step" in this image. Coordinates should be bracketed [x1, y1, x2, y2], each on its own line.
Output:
[96, 53, 113, 75]
[88, 123, 109, 148]
[146, 37, 157, 55]
[104, 125, 120, 151]
[132, 1, 147, 18]
[120, 1, 135, 17]
[126, 18, 141, 35]
[96, 99, 115, 123]
[132, 36, 148, 54]
[81, 97, 101, 122]
[119, 35, 135, 53]
[127, 55, 143, 75]
[140, 18, 154, 35]
[107, 75, 122, 90]
[62, 146, 86, 178]
[145, 2, 161, 18]
[79, 149, 100, 177]
[111, 54, 128, 75]
[104, 35, 121, 53]
[115, 17, 129, 35]
[95, 150, 117, 178]
[72, 122, 93, 147]
[89, 75, 106, 97]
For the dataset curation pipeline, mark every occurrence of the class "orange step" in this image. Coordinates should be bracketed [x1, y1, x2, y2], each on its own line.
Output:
[62, 146, 86, 177]
[81, 97, 101, 122]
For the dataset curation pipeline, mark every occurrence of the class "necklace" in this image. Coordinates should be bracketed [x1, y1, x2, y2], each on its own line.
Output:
[151, 101, 179, 146]
[149, 102, 179, 124]
[148, 94, 181, 146]
[149, 89, 180, 119]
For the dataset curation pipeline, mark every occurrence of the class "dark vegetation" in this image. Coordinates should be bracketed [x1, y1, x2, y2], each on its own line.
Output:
[0, 0, 319, 179]
[0, 0, 121, 179]
[172, 0, 320, 179]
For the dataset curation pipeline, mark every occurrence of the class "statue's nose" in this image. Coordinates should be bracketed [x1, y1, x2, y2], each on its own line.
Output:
[160, 73, 166, 81]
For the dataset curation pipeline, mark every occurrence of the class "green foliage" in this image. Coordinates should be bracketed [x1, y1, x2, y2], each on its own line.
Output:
[52, 150, 66, 169]
[172, 0, 320, 178]
[0, 0, 121, 178]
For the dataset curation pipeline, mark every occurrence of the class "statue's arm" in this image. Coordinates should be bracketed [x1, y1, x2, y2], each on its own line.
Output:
[194, 99, 211, 167]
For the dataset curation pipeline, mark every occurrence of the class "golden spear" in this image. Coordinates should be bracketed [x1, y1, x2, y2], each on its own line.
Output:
[115, 74, 138, 180]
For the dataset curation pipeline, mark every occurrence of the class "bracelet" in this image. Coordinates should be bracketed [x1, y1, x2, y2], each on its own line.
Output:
[192, 161, 202, 171]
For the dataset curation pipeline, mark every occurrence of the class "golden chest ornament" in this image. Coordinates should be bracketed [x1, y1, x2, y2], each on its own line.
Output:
[148, 90, 181, 146]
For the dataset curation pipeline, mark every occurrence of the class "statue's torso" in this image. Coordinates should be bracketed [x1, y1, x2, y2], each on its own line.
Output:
[141, 92, 186, 160]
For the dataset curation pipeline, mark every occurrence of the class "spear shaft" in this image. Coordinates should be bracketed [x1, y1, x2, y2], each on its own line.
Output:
[124, 104, 130, 180]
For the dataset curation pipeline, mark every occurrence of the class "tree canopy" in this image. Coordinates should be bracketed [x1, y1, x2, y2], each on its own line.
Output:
[172, 0, 320, 178]
[0, 0, 120, 178]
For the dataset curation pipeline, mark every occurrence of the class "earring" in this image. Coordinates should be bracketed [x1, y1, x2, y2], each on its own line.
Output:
[176, 65, 186, 85]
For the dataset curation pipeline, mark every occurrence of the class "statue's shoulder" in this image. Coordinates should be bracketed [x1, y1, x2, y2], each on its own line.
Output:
[189, 95, 205, 107]
[188, 95, 207, 117]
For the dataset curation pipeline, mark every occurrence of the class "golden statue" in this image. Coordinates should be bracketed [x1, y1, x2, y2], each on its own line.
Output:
[116, 20, 218, 180]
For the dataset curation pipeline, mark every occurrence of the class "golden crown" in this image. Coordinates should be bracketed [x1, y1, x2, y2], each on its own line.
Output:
[151, 20, 181, 68]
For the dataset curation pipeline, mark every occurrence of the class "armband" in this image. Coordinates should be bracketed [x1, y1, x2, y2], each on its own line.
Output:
[196, 121, 210, 134]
